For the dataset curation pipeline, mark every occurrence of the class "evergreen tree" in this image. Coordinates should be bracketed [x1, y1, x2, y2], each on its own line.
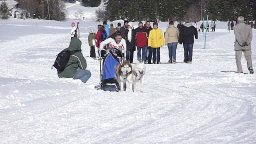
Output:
[82, 0, 101, 7]
[0, 1, 9, 19]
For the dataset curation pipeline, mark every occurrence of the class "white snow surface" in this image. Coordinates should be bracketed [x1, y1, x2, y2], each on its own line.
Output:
[0, 19, 256, 144]
[65, 1, 97, 20]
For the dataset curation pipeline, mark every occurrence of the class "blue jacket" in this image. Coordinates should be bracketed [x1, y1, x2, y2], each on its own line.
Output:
[104, 24, 110, 37]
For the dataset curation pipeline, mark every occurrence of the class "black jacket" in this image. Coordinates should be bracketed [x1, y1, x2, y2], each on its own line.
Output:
[143, 26, 152, 38]
[179, 23, 198, 44]
[120, 26, 135, 51]
[120, 26, 129, 40]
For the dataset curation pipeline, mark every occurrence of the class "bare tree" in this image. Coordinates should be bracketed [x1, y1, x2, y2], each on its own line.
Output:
[96, 8, 105, 21]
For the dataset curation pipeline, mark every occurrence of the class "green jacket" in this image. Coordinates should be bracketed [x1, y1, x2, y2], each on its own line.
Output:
[88, 33, 96, 47]
[58, 38, 87, 78]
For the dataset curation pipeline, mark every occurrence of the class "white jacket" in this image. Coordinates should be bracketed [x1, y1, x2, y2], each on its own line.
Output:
[100, 38, 127, 53]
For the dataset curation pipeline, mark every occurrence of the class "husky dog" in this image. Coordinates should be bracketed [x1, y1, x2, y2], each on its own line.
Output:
[116, 60, 133, 91]
[116, 61, 146, 92]
[130, 63, 146, 92]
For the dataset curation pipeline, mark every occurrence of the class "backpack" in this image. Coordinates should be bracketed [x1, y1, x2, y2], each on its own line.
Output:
[53, 49, 71, 72]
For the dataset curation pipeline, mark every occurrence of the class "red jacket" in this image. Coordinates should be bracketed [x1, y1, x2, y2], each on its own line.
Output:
[96, 30, 102, 48]
[136, 32, 148, 48]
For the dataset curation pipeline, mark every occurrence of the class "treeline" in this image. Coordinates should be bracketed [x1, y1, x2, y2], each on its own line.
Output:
[207, 0, 256, 21]
[16, 0, 66, 21]
[100, 0, 256, 21]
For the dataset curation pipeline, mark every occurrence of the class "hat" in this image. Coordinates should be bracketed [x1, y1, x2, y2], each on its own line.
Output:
[124, 19, 129, 24]
[71, 22, 76, 27]
[169, 16, 174, 22]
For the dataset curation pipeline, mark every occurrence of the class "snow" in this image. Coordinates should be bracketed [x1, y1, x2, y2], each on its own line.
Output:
[65, 1, 97, 20]
[0, 18, 256, 143]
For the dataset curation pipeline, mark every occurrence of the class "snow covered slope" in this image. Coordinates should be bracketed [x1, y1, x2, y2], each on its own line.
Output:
[0, 19, 256, 143]
[65, 1, 97, 20]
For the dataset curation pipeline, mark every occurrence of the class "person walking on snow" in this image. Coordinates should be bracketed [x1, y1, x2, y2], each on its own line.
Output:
[148, 22, 164, 64]
[71, 22, 80, 39]
[211, 21, 216, 32]
[88, 30, 96, 58]
[165, 19, 179, 64]
[234, 16, 254, 74]
[231, 21, 234, 30]
[179, 20, 198, 63]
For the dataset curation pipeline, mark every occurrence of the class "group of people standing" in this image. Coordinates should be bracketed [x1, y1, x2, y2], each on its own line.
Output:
[88, 18, 198, 64]
[55, 15, 253, 84]
[199, 21, 216, 32]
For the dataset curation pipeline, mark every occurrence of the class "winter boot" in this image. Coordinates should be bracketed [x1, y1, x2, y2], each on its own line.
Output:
[173, 59, 176, 64]
[249, 67, 254, 74]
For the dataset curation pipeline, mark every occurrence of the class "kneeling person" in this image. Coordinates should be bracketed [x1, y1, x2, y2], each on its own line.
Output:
[58, 37, 91, 83]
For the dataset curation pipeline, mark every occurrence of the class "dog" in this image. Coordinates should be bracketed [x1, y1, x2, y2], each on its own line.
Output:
[116, 61, 145, 92]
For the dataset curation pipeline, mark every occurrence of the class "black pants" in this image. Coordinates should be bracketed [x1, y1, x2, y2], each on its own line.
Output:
[126, 51, 134, 63]
[90, 46, 96, 58]
[148, 47, 160, 64]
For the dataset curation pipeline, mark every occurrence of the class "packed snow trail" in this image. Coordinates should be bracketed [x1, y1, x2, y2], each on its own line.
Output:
[0, 20, 256, 144]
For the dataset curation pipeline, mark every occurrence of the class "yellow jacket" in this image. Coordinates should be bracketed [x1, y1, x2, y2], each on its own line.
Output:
[148, 28, 164, 48]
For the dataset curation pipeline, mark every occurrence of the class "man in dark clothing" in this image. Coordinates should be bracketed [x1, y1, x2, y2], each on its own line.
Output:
[179, 21, 198, 63]
[120, 20, 129, 40]
[143, 21, 152, 63]
[120, 20, 135, 63]
[144, 21, 152, 37]
[177, 22, 183, 31]
[231, 21, 235, 30]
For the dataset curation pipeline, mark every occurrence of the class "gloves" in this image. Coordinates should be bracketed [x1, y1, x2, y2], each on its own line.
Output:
[100, 49, 107, 57]
[242, 42, 248, 47]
